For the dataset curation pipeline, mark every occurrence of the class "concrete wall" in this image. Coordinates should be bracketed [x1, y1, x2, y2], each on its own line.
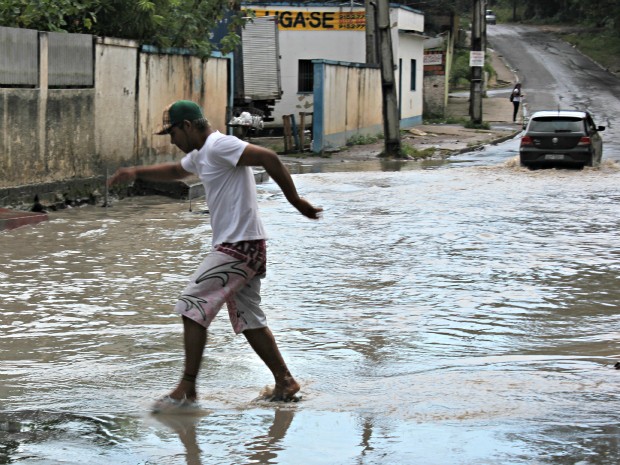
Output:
[137, 51, 229, 165]
[277, 28, 365, 124]
[94, 37, 139, 173]
[423, 51, 447, 117]
[0, 87, 98, 188]
[46, 90, 97, 178]
[0, 90, 41, 186]
[312, 60, 382, 152]
[0, 28, 230, 205]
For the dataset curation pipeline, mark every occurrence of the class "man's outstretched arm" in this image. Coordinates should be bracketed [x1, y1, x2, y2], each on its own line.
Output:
[107, 162, 191, 186]
[237, 144, 323, 220]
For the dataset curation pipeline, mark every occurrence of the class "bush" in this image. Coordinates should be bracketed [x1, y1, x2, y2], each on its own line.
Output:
[450, 47, 496, 89]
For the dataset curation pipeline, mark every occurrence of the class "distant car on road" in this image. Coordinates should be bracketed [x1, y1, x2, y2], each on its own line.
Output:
[519, 110, 605, 168]
[485, 9, 496, 25]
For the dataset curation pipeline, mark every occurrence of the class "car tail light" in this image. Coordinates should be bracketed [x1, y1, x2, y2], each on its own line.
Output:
[520, 135, 533, 146]
[577, 136, 591, 146]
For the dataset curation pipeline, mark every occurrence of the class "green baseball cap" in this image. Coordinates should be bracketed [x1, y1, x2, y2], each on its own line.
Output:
[155, 100, 205, 135]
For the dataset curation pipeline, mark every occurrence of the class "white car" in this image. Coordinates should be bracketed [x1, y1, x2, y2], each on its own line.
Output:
[485, 10, 496, 25]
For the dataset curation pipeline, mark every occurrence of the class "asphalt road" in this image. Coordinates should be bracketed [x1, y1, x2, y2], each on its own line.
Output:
[488, 24, 620, 159]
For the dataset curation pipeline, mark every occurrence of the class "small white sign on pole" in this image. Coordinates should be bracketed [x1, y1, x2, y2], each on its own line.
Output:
[469, 51, 485, 67]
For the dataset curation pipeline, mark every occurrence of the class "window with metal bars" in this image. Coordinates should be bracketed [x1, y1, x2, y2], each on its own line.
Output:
[298, 59, 314, 93]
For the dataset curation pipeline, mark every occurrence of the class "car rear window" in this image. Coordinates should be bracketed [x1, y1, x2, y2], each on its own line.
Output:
[528, 117, 584, 133]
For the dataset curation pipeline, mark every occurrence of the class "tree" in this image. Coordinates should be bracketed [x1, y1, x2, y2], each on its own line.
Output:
[500, 0, 620, 34]
[0, 0, 247, 57]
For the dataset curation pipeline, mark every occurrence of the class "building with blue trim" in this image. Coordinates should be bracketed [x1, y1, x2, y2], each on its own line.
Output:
[242, 2, 426, 131]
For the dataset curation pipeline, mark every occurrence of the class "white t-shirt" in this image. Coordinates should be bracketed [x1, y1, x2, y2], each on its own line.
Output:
[181, 131, 267, 246]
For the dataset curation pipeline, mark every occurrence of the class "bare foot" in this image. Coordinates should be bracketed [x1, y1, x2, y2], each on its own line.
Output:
[263, 376, 301, 402]
[168, 379, 197, 402]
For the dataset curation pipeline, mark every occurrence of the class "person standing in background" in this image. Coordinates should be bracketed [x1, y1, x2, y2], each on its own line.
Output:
[510, 83, 523, 123]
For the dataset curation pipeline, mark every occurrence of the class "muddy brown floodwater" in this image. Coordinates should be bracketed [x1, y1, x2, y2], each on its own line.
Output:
[2, 152, 620, 464]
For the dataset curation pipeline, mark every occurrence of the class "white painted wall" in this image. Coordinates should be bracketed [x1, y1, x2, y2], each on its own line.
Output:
[246, 4, 425, 129]
[394, 33, 425, 123]
[278, 28, 365, 124]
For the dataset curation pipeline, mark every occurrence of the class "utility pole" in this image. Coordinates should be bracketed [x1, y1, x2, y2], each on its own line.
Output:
[469, 0, 484, 124]
[365, 0, 378, 64]
[373, 0, 401, 157]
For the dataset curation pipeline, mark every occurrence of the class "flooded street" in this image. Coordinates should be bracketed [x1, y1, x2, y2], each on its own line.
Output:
[2, 144, 620, 464]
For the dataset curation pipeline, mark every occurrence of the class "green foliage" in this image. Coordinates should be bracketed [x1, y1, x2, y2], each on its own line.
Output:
[346, 133, 381, 146]
[562, 30, 620, 74]
[0, 0, 99, 32]
[424, 115, 469, 125]
[401, 144, 436, 159]
[0, 0, 247, 57]
[449, 47, 495, 89]
[449, 48, 471, 89]
[491, 0, 620, 34]
[464, 120, 491, 130]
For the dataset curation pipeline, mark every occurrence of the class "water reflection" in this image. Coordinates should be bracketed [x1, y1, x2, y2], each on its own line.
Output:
[244, 408, 295, 464]
[153, 414, 203, 465]
[150, 406, 298, 465]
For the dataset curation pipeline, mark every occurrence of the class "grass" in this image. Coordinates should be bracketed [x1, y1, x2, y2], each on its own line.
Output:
[487, 4, 620, 75]
[400, 145, 436, 160]
[346, 133, 382, 146]
[464, 120, 491, 130]
[424, 115, 469, 125]
[561, 31, 620, 74]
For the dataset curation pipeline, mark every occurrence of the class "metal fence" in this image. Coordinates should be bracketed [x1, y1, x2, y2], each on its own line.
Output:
[48, 32, 94, 87]
[0, 27, 38, 86]
[0, 26, 94, 88]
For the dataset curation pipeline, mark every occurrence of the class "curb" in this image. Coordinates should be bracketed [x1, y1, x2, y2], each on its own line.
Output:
[0, 208, 48, 231]
[454, 130, 521, 155]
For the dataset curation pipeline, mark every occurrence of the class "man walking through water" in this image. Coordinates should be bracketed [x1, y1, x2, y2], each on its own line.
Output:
[108, 100, 322, 412]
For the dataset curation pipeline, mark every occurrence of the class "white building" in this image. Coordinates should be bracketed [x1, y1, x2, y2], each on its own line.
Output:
[243, 2, 425, 129]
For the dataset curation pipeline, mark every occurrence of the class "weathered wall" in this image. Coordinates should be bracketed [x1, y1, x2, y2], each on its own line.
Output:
[423, 51, 447, 117]
[312, 60, 382, 152]
[0, 90, 40, 186]
[0, 89, 97, 187]
[94, 37, 139, 172]
[46, 90, 97, 179]
[0, 27, 230, 205]
[138, 52, 229, 165]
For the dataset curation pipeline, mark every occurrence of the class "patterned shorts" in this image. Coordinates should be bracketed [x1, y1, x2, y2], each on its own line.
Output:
[174, 240, 267, 334]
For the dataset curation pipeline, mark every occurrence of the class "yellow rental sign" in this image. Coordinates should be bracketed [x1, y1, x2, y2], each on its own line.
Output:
[248, 9, 366, 31]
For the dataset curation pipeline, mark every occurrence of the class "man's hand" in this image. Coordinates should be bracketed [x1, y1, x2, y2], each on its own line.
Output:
[107, 167, 137, 187]
[293, 198, 323, 220]
[107, 163, 190, 187]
